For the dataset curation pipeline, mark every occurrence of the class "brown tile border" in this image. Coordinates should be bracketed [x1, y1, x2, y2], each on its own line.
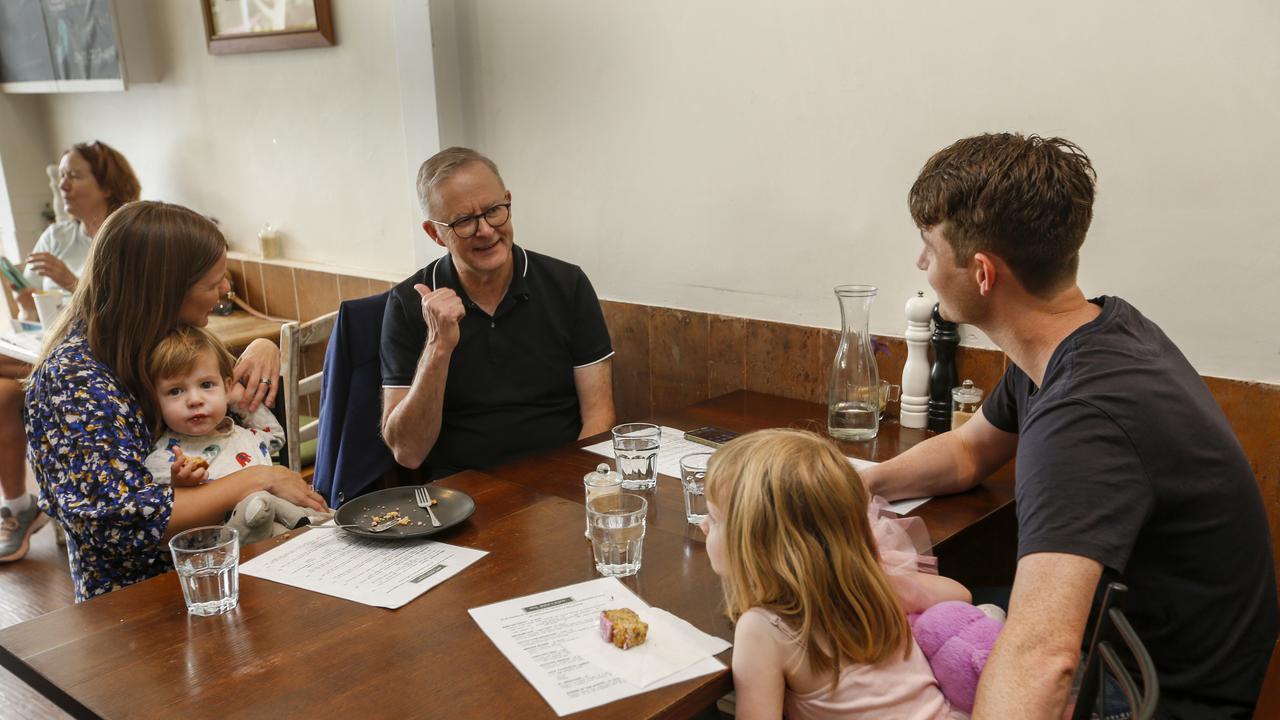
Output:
[337, 274, 373, 302]
[708, 315, 747, 399]
[240, 260, 267, 315]
[650, 308, 709, 414]
[600, 300, 652, 421]
[294, 268, 340, 322]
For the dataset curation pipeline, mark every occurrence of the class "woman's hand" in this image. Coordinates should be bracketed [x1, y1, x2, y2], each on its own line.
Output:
[14, 287, 36, 320]
[25, 252, 77, 292]
[260, 466, 328, 512]
[230, 338, 281, 412]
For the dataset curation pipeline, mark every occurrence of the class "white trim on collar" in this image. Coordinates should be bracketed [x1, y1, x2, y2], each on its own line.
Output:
[518, 245, 529, 278]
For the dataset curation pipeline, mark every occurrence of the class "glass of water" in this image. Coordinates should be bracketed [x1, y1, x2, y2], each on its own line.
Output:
[169, 526, 240, 616]
[612, 423, 661, 490]
[586, 493, 647, 577]
[679, 452, 713, 525]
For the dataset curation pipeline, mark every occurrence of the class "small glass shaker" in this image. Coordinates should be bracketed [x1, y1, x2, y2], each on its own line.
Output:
[258, 223, 280, 259]
[583, 463, 622, 538]
[951, 379, 983, 431]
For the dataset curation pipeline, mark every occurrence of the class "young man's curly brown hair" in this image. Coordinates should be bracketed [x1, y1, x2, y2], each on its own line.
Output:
[909, 133, 1097, 297]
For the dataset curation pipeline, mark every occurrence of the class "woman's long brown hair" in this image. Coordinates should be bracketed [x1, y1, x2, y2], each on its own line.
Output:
[39, 201, 227, 435]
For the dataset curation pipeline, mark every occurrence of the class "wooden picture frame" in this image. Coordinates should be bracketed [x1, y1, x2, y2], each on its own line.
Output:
[200, 0, 335, 56]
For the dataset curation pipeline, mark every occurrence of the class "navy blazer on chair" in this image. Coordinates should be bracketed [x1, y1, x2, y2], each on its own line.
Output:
[313, 291, 395, 508]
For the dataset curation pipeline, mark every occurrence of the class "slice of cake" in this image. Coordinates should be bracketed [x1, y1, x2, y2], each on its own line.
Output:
[598, 608, 649, 650]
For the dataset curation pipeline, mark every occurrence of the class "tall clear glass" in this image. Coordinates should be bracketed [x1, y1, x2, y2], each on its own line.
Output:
[827, 285, 880, 441]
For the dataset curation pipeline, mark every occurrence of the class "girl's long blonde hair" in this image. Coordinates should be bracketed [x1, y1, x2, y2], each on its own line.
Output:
[39, 201, 227, 436]
[705, 429, 912, 678]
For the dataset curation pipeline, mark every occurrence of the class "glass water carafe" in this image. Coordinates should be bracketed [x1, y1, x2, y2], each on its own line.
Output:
[827, 285, 880, 441]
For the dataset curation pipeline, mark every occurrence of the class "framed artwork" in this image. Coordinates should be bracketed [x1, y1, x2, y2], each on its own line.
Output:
[200, 0, 335, 55]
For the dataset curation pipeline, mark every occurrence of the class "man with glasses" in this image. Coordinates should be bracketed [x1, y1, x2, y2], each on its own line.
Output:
[380, 147, 615, 478]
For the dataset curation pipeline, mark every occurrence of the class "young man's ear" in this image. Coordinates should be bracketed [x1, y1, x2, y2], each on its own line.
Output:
[972, 252, 997, 296]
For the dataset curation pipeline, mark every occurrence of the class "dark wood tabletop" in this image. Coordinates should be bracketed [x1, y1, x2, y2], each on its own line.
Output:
[0, 390, 1016, 720]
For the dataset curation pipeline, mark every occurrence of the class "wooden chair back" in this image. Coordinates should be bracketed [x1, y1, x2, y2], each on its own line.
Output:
[279, 311, 337, 474]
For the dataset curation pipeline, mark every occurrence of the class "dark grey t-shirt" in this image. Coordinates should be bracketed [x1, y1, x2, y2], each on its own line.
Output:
[983, 296, 1277, 719]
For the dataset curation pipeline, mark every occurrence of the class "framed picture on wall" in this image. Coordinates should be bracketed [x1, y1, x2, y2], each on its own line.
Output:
[200, 0, 335, 55]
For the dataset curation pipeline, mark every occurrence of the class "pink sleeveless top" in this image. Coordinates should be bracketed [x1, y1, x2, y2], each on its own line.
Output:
[747, 608, 966, 720]
[746, 498, 966, 719]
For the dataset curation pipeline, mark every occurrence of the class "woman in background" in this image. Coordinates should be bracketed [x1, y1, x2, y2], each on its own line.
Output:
[0, 141, 140, 562]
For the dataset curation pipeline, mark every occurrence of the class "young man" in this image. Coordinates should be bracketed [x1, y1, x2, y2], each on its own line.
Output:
[860, 133, 1276, 719]
[380, 147, 615, 479]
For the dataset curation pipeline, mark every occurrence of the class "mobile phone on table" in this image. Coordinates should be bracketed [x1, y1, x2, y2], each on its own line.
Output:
[0, 257, 27, 291]
[683, 426, 741, 449]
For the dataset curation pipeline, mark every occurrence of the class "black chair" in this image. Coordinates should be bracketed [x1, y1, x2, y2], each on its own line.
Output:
[1071, 582, 1160, 720]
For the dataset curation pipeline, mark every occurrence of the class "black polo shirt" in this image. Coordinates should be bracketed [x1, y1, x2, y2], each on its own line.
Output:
[381, 245, 613, 478]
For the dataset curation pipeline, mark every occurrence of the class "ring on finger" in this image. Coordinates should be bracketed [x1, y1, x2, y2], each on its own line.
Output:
[259, 378, 273, 385]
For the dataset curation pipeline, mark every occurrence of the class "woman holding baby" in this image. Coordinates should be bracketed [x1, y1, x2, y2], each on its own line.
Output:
[24, 200, 327, 601]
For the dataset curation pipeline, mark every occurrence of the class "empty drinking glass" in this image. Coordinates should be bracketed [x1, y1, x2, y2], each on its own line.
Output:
[679, 452, 712, 525]
[586, 493, 648, 577]
[612, 423, 661, 490]
[169, 526, 240, 616]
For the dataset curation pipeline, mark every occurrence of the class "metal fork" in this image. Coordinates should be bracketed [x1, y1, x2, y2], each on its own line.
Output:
[415, 486, 442, 528]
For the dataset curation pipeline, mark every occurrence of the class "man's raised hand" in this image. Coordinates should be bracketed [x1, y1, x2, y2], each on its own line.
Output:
[415, 284, 465, 352]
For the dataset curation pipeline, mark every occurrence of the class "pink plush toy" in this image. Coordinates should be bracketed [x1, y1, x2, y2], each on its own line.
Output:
[909, 601, 1004, 714]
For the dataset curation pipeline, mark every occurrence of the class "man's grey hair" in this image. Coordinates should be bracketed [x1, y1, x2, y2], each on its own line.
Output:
[415, 147, 505, 218]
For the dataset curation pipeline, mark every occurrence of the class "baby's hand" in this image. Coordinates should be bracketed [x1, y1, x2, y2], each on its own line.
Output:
[170, 447, 210, 487]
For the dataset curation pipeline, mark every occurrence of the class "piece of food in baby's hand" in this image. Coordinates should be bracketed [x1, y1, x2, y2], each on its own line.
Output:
[599, 608, 648, 649]
[183, 456, 209, 471]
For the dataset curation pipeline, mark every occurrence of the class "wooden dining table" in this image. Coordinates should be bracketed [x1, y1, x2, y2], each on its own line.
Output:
[0, 390, 1016, 720]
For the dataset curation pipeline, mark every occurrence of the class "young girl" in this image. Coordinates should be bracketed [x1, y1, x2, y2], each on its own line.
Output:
[701, 429, 972, 720]
[143, 326, 285, 485]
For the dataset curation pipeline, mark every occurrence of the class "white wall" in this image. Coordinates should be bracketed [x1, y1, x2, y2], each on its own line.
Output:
[36, 0, 422, 278]
[0, 93, 55, 259]
[20, 0, 1279, 382]
[432, 0, 1280, 383]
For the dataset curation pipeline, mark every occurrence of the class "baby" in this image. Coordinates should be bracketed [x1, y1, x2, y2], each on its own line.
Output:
[143, 326, 284, 485]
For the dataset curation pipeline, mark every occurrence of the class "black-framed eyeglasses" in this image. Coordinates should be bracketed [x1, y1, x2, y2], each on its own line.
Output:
[428, 203, 512, 239]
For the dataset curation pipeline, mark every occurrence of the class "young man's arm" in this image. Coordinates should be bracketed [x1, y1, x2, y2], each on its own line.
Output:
[973, 552, 1102, 718]
[859, 411, 1018, 500]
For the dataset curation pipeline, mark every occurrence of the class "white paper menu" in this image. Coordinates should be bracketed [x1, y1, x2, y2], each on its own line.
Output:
[584, 426, 930, 515]
[240, 528, 487, 609]
[468, 576, 729, 716]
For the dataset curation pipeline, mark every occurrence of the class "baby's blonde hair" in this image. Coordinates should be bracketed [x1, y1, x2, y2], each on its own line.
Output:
[704, 429, 912, 678]
[146, 326, 235, 436]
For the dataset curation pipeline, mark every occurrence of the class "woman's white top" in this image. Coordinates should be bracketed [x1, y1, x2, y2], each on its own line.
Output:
[21, 220, 92, 291]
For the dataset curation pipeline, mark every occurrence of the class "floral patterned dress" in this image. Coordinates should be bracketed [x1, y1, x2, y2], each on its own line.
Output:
[24, 331, 174, 601]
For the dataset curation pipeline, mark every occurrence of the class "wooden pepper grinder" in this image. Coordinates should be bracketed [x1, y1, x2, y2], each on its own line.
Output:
[928, 303, 959, 432]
